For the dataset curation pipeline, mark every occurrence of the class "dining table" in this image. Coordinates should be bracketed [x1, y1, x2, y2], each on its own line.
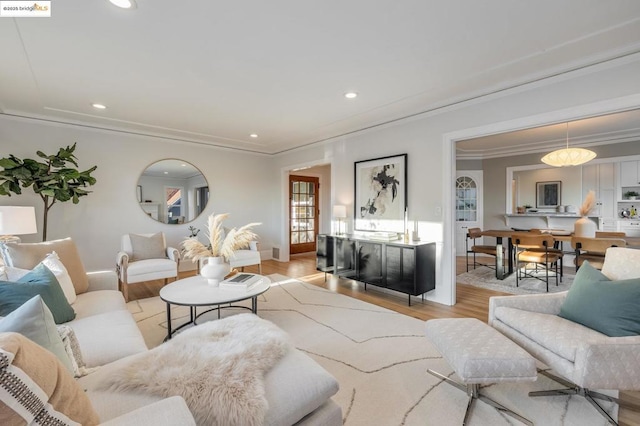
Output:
[479, 229, 640, 280]
[479, 229, 516, 280]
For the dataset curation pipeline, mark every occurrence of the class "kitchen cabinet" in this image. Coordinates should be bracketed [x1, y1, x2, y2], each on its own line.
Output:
[620, 161, 640, 187]
[318, 234, 436, 305]
[582, 163, 615, 219]
[619, 220, 640, 237]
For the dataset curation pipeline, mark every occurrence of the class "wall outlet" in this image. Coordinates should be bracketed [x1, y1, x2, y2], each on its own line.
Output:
[435, 206, 442, 217]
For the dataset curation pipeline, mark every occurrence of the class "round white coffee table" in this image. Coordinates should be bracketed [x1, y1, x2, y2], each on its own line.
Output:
[159, 274, 270, 340]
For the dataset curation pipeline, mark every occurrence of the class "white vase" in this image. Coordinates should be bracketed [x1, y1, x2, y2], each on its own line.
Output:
[200, 256, 231, 287]
[574, 216, 596, 238]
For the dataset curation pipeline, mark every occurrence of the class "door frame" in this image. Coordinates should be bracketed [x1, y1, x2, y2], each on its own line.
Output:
[444, 93, 640, 306]
[289, 175, 320, 254]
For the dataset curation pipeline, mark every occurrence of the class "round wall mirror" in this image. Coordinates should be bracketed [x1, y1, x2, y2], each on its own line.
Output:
[137, 159, 209, 224]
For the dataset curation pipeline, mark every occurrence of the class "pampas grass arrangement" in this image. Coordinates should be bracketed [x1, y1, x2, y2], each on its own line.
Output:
[579, 190, 596, 217]
[182, 212, 260, 263]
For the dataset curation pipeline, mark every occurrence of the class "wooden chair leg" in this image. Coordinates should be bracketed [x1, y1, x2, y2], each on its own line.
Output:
[121, 279, 129, 303]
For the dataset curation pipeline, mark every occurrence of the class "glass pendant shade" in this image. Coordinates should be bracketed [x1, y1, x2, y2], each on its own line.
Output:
[541, 122, 596, 167]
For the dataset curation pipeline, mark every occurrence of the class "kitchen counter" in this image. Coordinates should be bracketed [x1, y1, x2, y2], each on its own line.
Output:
[505, 213, 582, 217]
[503, 214, 599, 230]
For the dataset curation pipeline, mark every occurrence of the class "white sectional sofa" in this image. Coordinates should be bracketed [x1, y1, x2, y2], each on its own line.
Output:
[2, 238, 341, 425]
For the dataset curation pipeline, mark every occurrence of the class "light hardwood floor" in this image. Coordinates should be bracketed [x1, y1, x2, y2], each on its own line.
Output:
[125, 253, 640, 425]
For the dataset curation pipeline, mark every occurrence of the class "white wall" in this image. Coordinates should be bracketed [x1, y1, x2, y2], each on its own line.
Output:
[274, 55, 640, 305]
[514, 167, 583, 210]
[3, 55, 640, 305]
[0, 115, 278, 272]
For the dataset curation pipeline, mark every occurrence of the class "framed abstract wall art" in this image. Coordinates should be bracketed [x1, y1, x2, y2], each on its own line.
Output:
[536, 181, 561, 208]
[354, 154, 407, 232]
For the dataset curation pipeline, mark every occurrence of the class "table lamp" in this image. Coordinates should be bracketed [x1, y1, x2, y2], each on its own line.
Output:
[0, 206, 38, 243]
[333, 205, 347, 235]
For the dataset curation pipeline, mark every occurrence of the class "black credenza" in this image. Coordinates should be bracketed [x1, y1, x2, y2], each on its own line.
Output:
[316, 234, 436, 305]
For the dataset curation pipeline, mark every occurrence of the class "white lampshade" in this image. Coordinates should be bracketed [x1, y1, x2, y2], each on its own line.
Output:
[541, 122, 596, 167]
[541, 147, 597, 167]
[333, 205, 347, 219]
[0, 206, 37, 237]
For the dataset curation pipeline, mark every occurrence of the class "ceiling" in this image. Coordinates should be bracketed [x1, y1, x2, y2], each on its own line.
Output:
[1, 1, 640, 155]
[457, 108, 640, 160]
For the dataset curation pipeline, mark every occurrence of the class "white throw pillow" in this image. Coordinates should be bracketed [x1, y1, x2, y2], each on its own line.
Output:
[1, 265, 29, 281]
[41, 252, 77, 304]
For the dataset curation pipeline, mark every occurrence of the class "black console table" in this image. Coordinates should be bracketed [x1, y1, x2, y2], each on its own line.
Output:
[316, 234, 436, 305]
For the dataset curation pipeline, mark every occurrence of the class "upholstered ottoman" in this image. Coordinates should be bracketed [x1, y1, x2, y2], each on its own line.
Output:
[424, 318, 537, 425]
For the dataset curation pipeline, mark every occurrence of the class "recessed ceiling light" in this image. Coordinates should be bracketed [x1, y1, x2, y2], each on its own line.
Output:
[250, 134, 259, 138]
[344, 92, 358, 99]
[108, 0, 136, 9]
[92, 103, 107, 109]
[163, 171, 168, 174]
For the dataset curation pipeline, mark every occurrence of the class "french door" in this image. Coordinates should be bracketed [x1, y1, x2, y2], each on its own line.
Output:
[289, 175, 319, 254]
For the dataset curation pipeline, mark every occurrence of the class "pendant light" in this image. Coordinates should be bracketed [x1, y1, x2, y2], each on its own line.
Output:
[541, 122, 596, 167]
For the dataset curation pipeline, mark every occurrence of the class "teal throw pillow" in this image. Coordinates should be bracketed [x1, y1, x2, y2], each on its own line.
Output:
[559, 261, 640, 337]
[0, 263, 76, 324]
[0, 295, 74, 373]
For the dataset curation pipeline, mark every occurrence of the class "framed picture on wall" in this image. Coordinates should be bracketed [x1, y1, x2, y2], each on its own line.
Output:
[354, 154, 407, 232]
[536, 181, 561, 208]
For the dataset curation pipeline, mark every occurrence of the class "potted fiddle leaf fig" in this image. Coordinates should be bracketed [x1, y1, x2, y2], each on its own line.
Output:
[0, 143, 97, 241]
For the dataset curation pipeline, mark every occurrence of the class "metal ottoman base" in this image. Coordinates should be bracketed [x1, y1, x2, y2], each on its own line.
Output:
[427, 369, 533, 426]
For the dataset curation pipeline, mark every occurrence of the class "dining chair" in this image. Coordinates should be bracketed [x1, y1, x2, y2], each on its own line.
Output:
[465, 228, 505, 273]
[570, 236, 626, 271]
[512, 233, 563, 292]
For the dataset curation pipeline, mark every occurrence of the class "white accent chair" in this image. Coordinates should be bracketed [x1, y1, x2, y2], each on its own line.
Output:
[116, 233, 179, 302]
[489, 247, 640, 425]
[229, 240, 262, 274]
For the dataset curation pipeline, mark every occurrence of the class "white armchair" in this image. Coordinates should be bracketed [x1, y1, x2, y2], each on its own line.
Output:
[229, 240, 262, 273]
[489, 247, 640, 425]
[116, 233, 179, 302]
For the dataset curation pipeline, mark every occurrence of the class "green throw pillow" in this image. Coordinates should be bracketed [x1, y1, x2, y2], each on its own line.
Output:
[0, 295, 74, 373]
[559, 261, 640, 337]
[0, 263, 76, 324]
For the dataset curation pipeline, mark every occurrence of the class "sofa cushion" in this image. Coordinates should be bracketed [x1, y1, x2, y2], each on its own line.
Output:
[69, 309, 148, 368]
[559, 261, 640, 337]
[263, 349, 339, 426]
[601, 247, 640, 280]
[494, 306, 607, 362]
[0, 263, 76, 324]
[1, 237, 89, 294]
[129, 233, 165, 261]
[0, 332, 99, 426]
[0, 295, 73, 373]
[72, 290, 127, 320]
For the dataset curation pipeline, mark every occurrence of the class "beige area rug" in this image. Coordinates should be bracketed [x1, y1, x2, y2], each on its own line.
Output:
[457, 266, 574, 295]
[127, 274, 614, 426]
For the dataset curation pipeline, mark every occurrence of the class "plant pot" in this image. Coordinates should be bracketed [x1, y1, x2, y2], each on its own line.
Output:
[574, 216, 596, 238]
[200, 256, 231, 287]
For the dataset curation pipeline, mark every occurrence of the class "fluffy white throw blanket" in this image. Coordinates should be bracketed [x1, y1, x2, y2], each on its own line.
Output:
[101, 314, 292, 426]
